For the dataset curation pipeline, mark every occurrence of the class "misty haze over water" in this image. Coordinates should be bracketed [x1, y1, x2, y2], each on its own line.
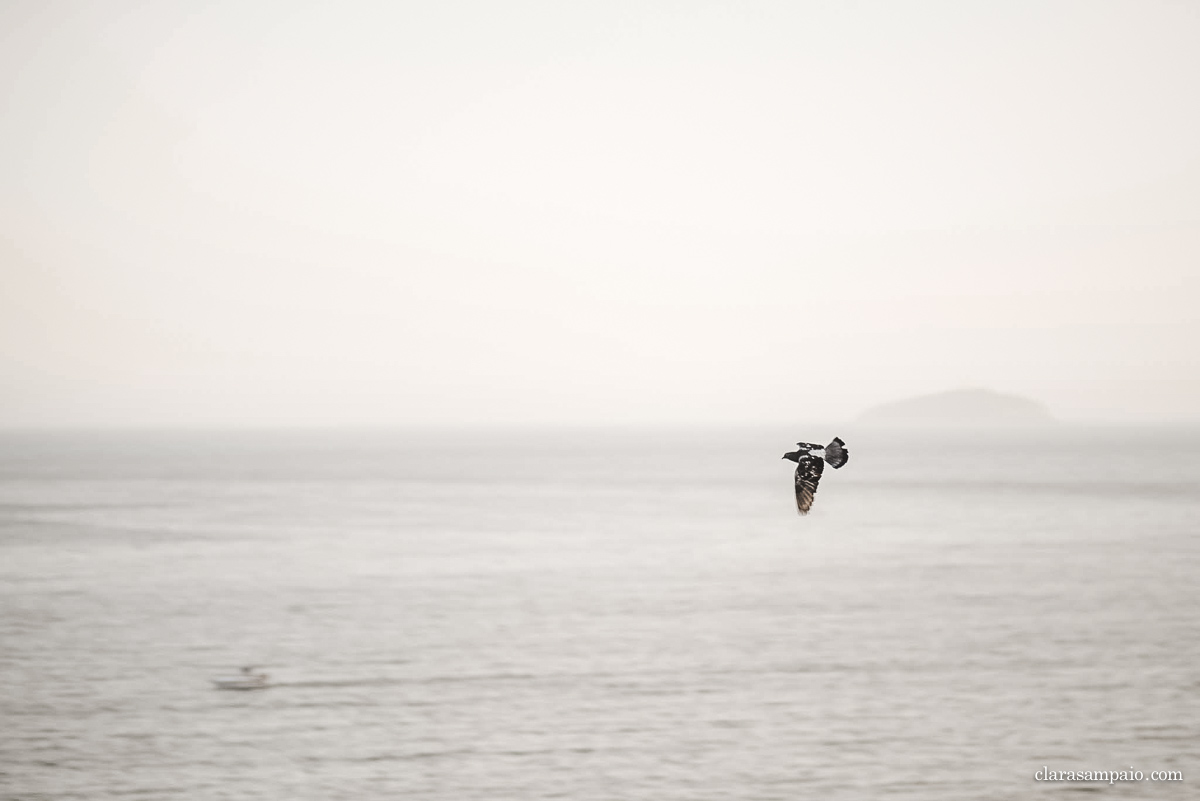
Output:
[1, 427, 1196, 799]
[3, 1, 1199, 427]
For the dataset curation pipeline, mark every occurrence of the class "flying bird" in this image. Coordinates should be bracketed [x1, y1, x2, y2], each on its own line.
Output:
[781, 437, 849, 515]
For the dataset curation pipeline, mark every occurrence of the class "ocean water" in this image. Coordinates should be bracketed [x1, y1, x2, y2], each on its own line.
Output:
[1, 427, 1196, 800]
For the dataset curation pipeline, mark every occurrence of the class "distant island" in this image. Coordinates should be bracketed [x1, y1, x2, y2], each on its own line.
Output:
[857, 388, 1056, 428]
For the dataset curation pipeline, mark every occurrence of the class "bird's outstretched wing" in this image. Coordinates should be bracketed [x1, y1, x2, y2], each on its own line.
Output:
[794, 455, 824, 515]
[824, 437, 849, 469]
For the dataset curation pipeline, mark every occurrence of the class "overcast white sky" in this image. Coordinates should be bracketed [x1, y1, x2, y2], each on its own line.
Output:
[2, 0, 1198, 426]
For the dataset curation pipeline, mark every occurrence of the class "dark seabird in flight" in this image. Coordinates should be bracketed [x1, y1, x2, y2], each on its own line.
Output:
[781, 437, 849, 515]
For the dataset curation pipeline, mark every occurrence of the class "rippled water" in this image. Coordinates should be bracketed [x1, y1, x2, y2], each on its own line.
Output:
[1, 427, 1197, 799]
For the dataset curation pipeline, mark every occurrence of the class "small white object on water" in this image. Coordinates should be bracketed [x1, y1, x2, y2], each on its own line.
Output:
[211, 666, 270, 690]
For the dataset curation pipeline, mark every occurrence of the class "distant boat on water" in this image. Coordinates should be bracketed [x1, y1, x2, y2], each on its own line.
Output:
[211, 666, 270, 690]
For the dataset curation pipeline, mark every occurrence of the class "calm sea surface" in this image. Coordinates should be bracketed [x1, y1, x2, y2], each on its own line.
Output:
[1, 427, 1197, 800]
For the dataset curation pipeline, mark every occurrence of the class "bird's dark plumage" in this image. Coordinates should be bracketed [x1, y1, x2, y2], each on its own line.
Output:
[791, 454, 824, 514]
[782, 437, 848, 515]
[824, 437, 849, 468]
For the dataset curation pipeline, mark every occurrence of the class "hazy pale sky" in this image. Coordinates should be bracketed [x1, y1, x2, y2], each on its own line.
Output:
[2, 0, 1198, 426]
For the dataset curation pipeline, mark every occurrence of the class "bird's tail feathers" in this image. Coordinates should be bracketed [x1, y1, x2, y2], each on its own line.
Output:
[823, 437, 849, 468]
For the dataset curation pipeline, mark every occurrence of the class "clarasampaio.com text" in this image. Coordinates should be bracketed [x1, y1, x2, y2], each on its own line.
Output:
[1035, 767, 1181, 784]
